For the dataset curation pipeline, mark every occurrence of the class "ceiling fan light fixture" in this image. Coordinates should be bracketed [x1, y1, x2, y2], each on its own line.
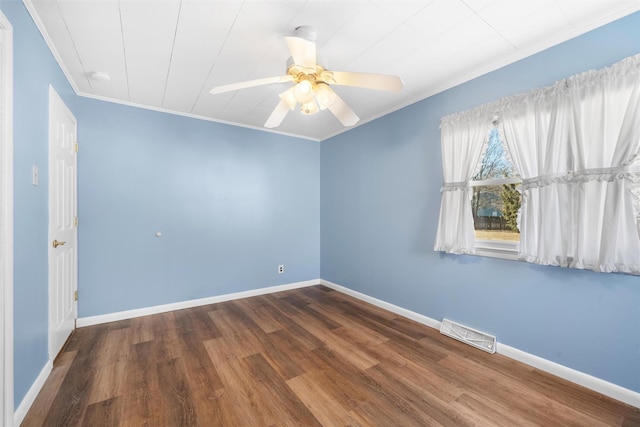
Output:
[209, 25, 402, 130]
[300, 99, 319, 115]
[293, 80, 314, 104]
[314, 83, 336, 110]
[279, 88, 297, 110]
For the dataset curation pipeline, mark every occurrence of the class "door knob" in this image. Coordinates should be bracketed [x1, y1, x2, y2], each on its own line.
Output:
[52, 239, 66, 248]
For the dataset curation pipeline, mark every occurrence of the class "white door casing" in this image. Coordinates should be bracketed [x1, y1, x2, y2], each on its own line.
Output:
[48, 86, 77, 360]
[0, 11, 14, 427]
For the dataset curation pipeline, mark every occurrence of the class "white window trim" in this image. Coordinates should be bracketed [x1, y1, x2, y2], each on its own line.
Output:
[468, 177, 521, 187]
[475, 240, 519, 260]
[469, 176, 522, 261]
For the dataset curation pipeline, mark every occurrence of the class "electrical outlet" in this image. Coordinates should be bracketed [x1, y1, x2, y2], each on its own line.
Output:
[278, 265, 284, 274]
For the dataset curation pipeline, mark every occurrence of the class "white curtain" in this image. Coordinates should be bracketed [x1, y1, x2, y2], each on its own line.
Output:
[501, 54, 640, 273]
[499, 83, 576, 266]
[436, 54, 640, 274]
[566, 55, 640, 272]
[434, 108, 492, 254]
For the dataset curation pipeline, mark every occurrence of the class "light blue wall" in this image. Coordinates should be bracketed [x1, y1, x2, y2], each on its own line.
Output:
[321, 12, 640, 393]
[75, 100, 320, 317]
[2, 0, 77, 407]
[4, 0, 319, 407]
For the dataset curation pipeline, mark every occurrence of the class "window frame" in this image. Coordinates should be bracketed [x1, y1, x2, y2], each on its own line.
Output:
[468, 176, 521, 260]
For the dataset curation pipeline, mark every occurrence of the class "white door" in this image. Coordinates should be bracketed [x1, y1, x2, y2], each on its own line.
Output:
[48, 86, 77, 360]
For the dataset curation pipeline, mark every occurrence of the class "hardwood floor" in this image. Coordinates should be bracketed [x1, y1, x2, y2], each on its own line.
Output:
[22, 285, 639, 426]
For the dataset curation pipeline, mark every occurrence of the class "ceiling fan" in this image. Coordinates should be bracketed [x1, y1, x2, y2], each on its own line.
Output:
[209, 26, 404, 129]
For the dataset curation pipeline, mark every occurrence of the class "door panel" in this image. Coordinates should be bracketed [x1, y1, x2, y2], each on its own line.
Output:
[48, 86, 77, 360]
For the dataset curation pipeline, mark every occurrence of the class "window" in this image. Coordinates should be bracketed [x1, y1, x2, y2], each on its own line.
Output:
[469, 127, 521, 258]
[435, 54, 640, 274]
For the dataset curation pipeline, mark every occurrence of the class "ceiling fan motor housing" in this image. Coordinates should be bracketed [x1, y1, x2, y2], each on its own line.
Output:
[292, 25, 317, 42]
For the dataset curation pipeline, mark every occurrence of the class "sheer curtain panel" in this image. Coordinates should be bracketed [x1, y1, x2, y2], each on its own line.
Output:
[564, 54, 640, 273]
[434, 108, 492, 254]
[499, 83, 576, 267]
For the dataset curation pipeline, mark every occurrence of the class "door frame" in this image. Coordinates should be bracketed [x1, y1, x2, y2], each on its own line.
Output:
[0, 10, 14, 427]
[48, 86, 78, 361]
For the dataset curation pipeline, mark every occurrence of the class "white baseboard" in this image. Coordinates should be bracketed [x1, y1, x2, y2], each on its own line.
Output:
[320, 279, 441, 329]
[320, 279, 640, 409]
[14, 359, 53, 426]
[497, 343, 640, 408]
[77, 279, 321, 327]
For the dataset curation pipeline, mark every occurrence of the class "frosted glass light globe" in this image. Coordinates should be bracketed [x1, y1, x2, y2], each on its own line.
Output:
[293, 80, 314, 104]
[300, 99, 319, 115]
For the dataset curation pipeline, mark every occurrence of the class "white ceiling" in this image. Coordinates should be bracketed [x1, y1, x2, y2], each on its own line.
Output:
[24, 0, 640, 141]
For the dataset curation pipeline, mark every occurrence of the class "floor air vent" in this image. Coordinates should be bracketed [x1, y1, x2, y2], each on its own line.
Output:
[440, 319, 496, 354]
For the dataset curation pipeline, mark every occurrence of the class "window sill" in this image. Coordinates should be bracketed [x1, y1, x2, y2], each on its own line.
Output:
[474, 240, 519, 261]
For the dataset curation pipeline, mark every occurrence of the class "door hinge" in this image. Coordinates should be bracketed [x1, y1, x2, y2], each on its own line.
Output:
[74, 216, 78, 227]
[74, 142, 79, 153]
[74, 290, 78, 301]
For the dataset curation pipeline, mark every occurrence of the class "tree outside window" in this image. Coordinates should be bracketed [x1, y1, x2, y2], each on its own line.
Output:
[470, 128, 521, 243]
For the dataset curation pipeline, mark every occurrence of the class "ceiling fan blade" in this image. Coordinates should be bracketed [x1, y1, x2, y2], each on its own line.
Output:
[210, 75, 293, 95]
[284, 36, 316, 70]
[327, 94, 359, 127]
[328, 71, 404, 92]
[264, 100, 290, 128]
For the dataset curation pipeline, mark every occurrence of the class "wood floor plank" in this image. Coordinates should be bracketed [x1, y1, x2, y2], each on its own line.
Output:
[287, 371, 367, 426]
[20, 350, 78, 427]
[326, 317, 390, 348]
[87, 327, 132, 405]
[175, 320, 226, 425]
[364, 363, 471, 426]
[438, 353, 611, 427]
[260, 296, 325, 350]
[22, 285, 640, 426]
[433, 354, 574, 427]
[452, 393, 542, 427]
[281, 294, 342, 330]
[519, 368, 635, 425]
[207, 308, 264, 359]
[249, 328, 307, 380]
[340, 304, 431, 344]
[310, 344, 439, 426]
[156, 357, 198, 426]
[82, 396, 123, 427]
[206, 353, 277, 427]
[381, 330, 448, 364]
[120, 340, 164, 427]
[265, 329, 325, 374]
[130, 315, 154, 344]
[37, 324, 110, 426]
[175, 306, 222, 341]
[150, 311, 182, 362]
[233, 298, 284, 333]
[244, 353, 322, 427]
[364, 341, 463, 403]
